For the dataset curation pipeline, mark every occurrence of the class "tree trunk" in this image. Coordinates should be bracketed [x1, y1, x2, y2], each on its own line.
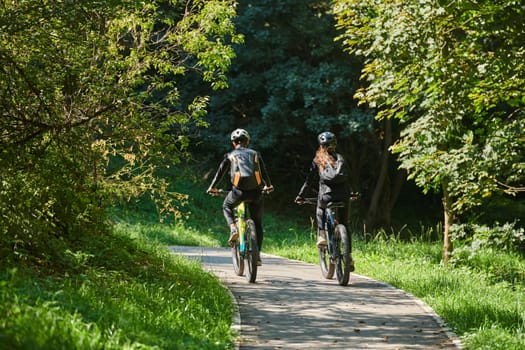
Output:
[441, 181, 455, 263]
[388, 168, 406, 213]
[366, 118, 392, 229]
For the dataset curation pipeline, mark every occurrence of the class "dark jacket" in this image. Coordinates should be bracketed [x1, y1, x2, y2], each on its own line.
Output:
[298, 152, 350, 198]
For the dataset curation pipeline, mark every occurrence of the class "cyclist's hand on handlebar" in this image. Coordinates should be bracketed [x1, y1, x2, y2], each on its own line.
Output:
[350, 192, 361, 201]
[207, 187, 219, 196]
[294, 195, 305, 204]
[263, 185, 274, 194]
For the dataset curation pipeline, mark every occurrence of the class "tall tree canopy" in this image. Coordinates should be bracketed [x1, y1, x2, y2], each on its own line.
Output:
[205, 0, 369, 156]
[333, 0, 525, 260]
[202, 0, 406, 228]
[0, 0, 241, 261]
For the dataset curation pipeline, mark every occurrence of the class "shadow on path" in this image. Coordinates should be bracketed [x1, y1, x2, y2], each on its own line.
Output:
[170, 246, 462, 350]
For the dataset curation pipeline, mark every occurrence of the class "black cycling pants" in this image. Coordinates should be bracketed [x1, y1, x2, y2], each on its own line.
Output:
[316, 192, 349, 232]
[223, 187, 264, 250]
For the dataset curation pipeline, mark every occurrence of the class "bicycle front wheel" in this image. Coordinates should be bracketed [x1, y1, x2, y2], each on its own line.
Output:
[231, 225, 244, 276]
[334, 224, 351, 286]
[318, 235, 335, 279]
[244, 219, 258, 283]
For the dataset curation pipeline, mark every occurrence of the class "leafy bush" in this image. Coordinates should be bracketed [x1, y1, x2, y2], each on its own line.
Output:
[450, 222, 525, 287]
[451, 222, 525, 254]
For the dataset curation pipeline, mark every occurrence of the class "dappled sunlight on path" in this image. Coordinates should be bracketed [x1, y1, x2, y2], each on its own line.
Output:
[170, 246, 462, 349]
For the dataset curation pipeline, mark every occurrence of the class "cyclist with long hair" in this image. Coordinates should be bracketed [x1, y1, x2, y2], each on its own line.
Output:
[295, 132, 353, 263]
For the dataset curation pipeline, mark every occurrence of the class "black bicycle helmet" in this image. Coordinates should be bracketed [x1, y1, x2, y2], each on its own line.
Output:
[230, 128, 250, 143]
[318, 131, 336, 146]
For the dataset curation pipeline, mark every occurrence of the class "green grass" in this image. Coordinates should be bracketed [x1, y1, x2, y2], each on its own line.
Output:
[0, 227, 235, 349]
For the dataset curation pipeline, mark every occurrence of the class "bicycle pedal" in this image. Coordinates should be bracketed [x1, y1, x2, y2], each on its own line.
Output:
[228, 231, 239, 246]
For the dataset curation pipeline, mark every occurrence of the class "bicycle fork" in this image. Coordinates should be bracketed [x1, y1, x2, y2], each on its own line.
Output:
[324, 209, 340, 261]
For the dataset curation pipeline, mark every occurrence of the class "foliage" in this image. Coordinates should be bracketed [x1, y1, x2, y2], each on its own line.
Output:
[450, 222, 525, 287]
[466, 194, 525, 226]
[332, 0, 525, 219]
[451, 222, 525, 254]
[197, 0, 412, 230]
[200, 0, 376, 190]
[0, 0, 241, 261]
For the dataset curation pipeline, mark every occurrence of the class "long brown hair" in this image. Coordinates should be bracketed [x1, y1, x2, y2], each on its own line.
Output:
[314, 146, 336, 172]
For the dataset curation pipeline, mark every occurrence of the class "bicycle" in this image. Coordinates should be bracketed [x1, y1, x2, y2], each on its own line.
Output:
[209, 189, 267, 283]
[296, 194, 358, 286]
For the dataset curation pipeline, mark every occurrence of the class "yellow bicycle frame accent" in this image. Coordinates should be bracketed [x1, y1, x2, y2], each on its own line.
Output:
[237, 201, 246, 250]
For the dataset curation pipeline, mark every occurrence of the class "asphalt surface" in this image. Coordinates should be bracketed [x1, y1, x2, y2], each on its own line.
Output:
[169, 246, 462, 350]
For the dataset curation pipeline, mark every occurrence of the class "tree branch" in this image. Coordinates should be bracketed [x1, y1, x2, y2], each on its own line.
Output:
[495, 179, 525, 193]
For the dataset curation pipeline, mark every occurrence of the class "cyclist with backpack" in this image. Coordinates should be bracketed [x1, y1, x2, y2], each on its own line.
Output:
[207, 128, 273, 265]
[295, 132, 353, 251]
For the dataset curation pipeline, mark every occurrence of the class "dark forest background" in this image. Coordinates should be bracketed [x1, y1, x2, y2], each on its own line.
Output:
[193, 0, 523, 233]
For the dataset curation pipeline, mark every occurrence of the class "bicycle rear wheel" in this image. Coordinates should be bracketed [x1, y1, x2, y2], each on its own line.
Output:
[244, 219, 258, 283]
[318, 235, 335, 279]
[334, 224, 351, 286]
[231, 223, 244, 276]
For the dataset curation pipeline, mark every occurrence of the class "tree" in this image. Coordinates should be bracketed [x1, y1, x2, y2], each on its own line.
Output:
[0, 0, 241, 262]
[333, 0, 525, 261]
[202, 0, 405, 229]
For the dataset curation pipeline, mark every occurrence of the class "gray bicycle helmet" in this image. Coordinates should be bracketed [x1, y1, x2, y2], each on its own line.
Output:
[230, 128, 250, 143]
[318, 131, 336, 146]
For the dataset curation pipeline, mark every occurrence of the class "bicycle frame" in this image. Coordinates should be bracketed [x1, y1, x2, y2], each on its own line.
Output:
[236, 201, 248, 253]
[322, 202, 345, 257]
[209, 189, 260, 283]
[298, 197, 352, 285]
[209, 188, 273, 283]
[299, 198, 342, 249]
[232, 199, 259, 283]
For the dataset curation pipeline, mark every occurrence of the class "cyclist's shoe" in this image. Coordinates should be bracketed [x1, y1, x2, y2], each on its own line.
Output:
[257, 258, 262, 266]
[349, 258, 355, 272]
[228, 229, 238, 247]
[316, 230, 327, 248]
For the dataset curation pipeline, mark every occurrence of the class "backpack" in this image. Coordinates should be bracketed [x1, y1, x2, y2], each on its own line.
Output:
[319, 153, 348, 185]
[228, 148, 262, 190]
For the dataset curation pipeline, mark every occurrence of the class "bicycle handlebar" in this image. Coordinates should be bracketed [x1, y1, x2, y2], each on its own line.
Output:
[296, 198, 346, 208]
[295, 197, 317, 205]
[207, 188, 273, 197]
[295, 193, 360, 206]
[207, 189, 228, 196]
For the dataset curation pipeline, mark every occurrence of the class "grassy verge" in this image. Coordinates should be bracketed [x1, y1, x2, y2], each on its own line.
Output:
[0, 226, 235, 349]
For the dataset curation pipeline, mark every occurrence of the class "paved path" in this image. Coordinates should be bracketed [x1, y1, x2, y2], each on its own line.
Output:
[169, 246, 462, 350]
